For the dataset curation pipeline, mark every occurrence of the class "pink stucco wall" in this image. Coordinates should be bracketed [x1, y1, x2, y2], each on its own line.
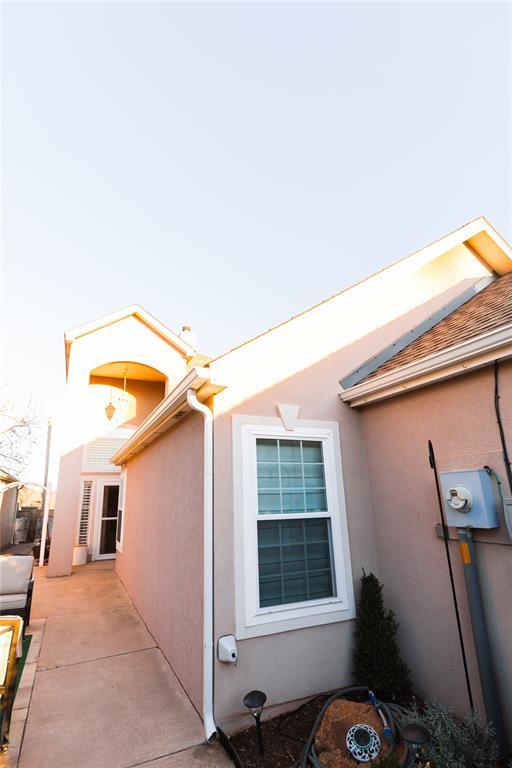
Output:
[360, 362, 512, 736]
[116, 411, 204, 712]
[48, 447, 84, 576]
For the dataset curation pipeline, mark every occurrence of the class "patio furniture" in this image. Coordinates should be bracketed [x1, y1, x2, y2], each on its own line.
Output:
[0, 556, 34, 634]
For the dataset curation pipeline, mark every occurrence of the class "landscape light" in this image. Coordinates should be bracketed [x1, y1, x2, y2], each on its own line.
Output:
[243, 689, 267, 756]
[400, 721, 431, 765]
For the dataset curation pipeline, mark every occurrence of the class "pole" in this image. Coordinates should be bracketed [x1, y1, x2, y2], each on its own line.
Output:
[428, 440, 474, 710]
[40, 420, 52, 516]
[39, 482, 51, 568]
[38, 420, 53, 568]
[457, 529, 507, 757]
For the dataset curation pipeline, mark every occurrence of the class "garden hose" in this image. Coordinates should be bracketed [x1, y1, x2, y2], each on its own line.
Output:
[298, 686, 411, 768]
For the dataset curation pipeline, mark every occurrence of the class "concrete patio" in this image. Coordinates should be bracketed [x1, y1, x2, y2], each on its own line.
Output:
[1, 561, 230, 768]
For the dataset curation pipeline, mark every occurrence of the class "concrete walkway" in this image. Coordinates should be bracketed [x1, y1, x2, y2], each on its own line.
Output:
[2, 561, 230, 768]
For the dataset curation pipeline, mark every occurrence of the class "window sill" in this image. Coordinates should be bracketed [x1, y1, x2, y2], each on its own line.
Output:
[236, 604, 355, 640]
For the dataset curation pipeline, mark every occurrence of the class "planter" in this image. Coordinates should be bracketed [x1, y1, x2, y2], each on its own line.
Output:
[72, 544, 88, 566]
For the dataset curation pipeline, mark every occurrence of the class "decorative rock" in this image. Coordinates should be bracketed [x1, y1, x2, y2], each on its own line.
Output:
[315, 699, 394, 767]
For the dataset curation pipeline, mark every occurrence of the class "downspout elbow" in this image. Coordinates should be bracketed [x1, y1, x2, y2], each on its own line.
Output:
[186, 389, 217, 742]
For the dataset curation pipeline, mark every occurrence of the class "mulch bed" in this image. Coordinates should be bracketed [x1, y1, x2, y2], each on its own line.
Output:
[229, 695, 328, 768]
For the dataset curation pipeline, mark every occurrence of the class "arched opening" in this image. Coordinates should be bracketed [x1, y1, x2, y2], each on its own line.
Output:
[89, 361, 167, 428]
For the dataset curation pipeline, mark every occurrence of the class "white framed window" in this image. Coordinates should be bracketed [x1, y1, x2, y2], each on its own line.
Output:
[234, 416, 355, 639]
[116, 469, 127, 552]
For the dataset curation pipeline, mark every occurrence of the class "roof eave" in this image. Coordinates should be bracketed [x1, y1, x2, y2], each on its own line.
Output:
[111, 367, 226, 464]
[64, 304, 196, 359]
[340, 323, 512, 407]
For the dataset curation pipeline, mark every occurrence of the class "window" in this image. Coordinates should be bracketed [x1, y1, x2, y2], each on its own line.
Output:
[234, 418, 355, 639]
[116, 470, 127, 552]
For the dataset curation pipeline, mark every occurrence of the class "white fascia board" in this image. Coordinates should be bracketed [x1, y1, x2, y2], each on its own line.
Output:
[111, 367, 225, 464]
[65, 304, 196, 357]
[340, 323, 512, 407]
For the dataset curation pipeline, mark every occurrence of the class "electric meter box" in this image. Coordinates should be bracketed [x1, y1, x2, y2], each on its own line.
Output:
[439, 469, 500, 529]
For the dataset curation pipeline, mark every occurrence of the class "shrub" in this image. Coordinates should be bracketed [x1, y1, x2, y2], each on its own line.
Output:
[353, 570, 411, 702]
[402, 701, 499, 768]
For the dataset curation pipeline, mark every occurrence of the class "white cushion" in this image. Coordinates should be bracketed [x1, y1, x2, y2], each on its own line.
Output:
[0, 593, 27, 610]
[0, 555, 34, 595]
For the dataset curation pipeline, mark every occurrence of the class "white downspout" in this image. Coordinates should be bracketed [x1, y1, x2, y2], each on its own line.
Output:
[186, 389, 217, 742]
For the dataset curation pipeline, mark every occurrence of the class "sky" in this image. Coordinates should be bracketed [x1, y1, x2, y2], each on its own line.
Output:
[1, 0, 511, 482]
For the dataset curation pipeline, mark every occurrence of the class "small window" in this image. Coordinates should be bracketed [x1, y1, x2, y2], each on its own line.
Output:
[234, 419, 355, 639]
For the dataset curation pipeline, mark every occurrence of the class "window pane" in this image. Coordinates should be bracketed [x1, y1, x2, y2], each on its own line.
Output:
[256, 439, 278, 461]
[304, 463, 325, 488]
[302, 441, 323, 463]
[279, 440, 301, 462]
[256, 437, 327, 516]
[257, 519, 335, 608]
[280, 463, 303, 488]
[282, 492, 306, 513]
[258, 492, 281, 515]
[257, 463, 280, 489]
[306, 490, 327, 512]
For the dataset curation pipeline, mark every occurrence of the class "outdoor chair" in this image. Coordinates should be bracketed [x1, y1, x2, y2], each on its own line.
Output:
[0, 555, 34, 634]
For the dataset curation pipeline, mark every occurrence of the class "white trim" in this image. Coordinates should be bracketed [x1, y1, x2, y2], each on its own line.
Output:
[233, 416, 355, 639]
[115, 469, 127, 553]
[92, 478, 121, 561]
[340, 322, 512, 407]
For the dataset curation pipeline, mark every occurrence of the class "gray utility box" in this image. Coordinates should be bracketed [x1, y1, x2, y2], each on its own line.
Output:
[439, 469, 500, 529]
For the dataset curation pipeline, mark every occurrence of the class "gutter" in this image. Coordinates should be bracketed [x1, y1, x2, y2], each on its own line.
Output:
[340, 321, 512, 407]
[111, 367, 225, 464]
[186, 390, 217, 742]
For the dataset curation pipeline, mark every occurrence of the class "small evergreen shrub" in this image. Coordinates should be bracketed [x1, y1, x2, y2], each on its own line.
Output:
[353, 570, 411, 702]
[402, 701, 499, 768]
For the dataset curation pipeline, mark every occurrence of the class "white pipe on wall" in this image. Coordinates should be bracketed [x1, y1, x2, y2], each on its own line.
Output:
[186, 389, 217, 742]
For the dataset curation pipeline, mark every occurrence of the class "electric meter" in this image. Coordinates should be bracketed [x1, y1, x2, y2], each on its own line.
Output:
[439, 469, 500, 529]
[446, 486, 473, 512]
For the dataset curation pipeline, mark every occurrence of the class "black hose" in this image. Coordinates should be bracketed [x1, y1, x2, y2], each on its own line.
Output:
[428, 440, 474, 711]
[494, 361, 512, 493]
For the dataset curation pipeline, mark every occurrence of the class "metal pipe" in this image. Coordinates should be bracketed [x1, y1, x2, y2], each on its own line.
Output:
[457, 528, 507, 757]
[186, 389, 217, 742]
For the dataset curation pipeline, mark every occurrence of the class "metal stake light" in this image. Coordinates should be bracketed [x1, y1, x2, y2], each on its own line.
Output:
[243, 690, 267, 756]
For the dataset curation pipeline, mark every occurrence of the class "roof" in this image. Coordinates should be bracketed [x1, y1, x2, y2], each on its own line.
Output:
[64, 304, 197, 378]
[211, 216, 512, 364]
[365, 272, 512, 380]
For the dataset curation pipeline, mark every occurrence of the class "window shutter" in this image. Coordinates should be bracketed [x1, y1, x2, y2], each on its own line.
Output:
[83, 437, 126, 471]
[78, 481, 93, 545]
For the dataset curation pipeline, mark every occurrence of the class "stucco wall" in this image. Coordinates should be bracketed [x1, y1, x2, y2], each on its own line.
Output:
[116, 412, 204, 713]
[48, 447, 84, 576]
[213, 352, 378, 728]
[360, 362, 512, 737]
[210, 247, 493, 727]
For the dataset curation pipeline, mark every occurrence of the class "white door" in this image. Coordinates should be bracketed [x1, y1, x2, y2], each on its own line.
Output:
[93, 480, 120, 560]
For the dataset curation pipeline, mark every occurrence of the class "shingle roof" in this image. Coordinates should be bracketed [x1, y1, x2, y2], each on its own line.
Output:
[366, 273, 512, 380]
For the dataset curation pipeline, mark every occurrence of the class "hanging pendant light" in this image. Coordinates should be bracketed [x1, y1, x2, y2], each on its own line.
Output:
[105, 387, 116, 421]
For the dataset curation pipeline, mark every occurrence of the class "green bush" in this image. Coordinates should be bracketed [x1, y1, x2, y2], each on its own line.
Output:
[402, 701, 499, 768]
[353, 570, 411, 702]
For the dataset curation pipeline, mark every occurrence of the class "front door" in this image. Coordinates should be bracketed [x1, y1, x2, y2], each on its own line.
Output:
[93, 481, 120, 560]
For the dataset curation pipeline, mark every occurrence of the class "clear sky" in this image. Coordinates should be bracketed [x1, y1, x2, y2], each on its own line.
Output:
[1, 1, 511, 481]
